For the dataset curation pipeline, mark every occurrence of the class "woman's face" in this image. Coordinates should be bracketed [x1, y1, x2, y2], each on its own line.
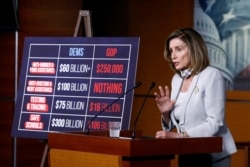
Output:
[169, 38, 190, 71]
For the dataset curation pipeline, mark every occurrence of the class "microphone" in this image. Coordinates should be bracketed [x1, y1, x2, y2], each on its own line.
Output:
[131, 82, 155, 139]
[86, 81, 142, 135]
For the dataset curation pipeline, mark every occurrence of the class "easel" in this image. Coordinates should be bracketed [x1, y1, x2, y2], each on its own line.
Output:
[40, 10, 92, 167]
[74, 10, 92, 37]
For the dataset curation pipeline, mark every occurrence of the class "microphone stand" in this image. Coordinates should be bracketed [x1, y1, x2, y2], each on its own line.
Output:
[131, 82, 155, 139]
[86, 82, 142, 135]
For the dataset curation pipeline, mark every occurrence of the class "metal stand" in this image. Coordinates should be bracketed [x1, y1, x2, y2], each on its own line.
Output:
[13, 30, 18, 167]
[40, 143, 48, 167]
[39, 10, 92, 167]
[74, 10, 92, 37]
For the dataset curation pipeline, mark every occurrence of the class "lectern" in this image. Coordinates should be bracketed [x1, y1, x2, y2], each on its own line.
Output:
[48, 131, 222, 167]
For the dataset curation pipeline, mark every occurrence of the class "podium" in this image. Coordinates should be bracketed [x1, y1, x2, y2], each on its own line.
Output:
[48, 131, 222, 167]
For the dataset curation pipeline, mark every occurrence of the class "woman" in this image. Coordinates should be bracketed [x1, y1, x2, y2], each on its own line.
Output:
[154, 28, 236, 167]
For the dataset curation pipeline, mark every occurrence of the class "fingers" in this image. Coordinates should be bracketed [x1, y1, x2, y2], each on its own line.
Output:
[155, 131, 179, 138]
[154, 91, 160, 98]
[155, 131, 169, 138]
[159, 86, 165, 97]
[154, 86, 167, 106]
[154, 85, 169, 97]
[164, 86, 170, 97]
[155, 131, 164, 139]
[160, 85, 170, 97]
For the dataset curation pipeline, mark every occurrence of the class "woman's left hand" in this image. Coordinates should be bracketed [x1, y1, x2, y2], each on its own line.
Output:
[155, 130, 180, 138]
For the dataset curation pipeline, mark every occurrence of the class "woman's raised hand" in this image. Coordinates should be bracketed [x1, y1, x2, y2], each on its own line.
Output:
[154, 85, 176, 114]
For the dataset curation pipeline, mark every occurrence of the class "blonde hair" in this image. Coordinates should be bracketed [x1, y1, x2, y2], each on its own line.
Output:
[164, 28, 210, 75]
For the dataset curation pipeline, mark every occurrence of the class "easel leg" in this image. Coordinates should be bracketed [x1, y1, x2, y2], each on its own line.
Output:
[74, 10, 92, 37]
[40, 144, 48, 167]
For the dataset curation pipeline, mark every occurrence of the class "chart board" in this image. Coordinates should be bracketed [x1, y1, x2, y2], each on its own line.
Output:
[11, 37, 140, 139]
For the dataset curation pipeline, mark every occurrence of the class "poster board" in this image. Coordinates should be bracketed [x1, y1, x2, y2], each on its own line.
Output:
[11, 37, 140, 139]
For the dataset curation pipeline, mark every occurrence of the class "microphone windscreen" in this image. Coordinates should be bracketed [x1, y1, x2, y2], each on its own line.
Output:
[135, 81, 142, 88]
[150, 82, 156, 89]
